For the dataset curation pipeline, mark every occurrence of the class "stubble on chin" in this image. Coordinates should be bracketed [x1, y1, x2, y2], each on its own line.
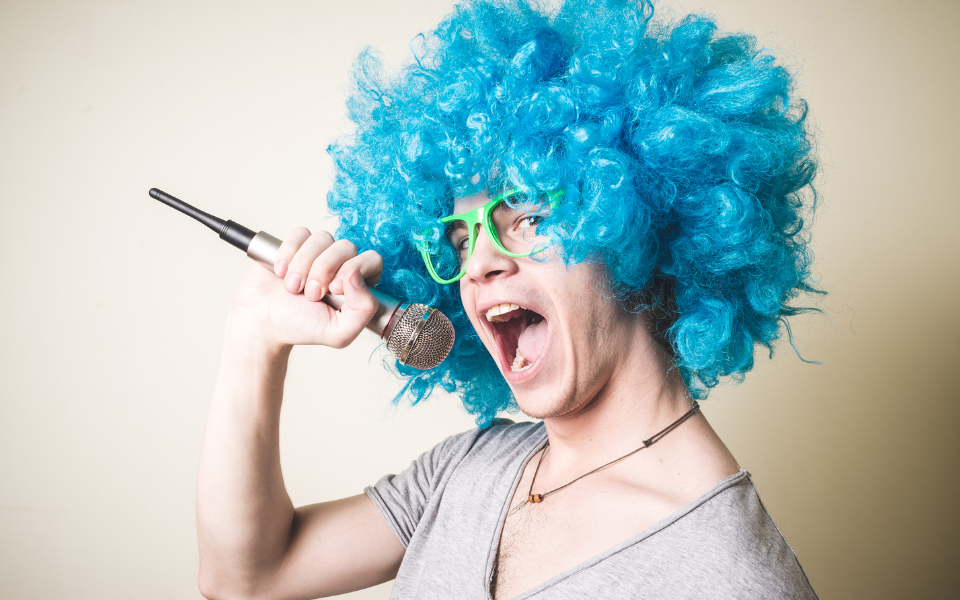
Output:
[511, 369, 605, 421]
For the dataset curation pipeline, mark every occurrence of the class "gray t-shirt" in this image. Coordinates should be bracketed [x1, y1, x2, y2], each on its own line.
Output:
[365, 419, 817, 599]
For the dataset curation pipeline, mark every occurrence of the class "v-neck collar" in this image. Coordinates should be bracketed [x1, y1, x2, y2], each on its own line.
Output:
[484, 423, 549, 600]
[482, 422, 749, 600]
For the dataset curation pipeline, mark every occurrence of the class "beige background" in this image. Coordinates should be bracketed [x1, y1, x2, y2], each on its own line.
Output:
[1, 0, 958, 598]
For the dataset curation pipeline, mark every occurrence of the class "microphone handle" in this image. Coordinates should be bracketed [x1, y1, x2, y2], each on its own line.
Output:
[246, 231, 402, 340]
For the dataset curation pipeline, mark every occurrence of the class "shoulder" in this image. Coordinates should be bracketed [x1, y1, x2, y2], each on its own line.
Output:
[390, 418, 543, 484]
[437, 418, 545, 466]
[664, 472, 818, 599]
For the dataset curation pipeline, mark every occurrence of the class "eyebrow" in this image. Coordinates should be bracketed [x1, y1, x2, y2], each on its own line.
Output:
[445, 220, 468, 241]
[495, 198, 550, 218]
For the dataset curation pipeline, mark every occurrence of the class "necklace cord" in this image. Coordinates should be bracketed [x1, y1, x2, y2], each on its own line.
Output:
[523, 402, 701, 503]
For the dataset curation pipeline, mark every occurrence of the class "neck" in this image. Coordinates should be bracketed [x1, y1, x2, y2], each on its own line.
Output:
[540, 340, 695, 472]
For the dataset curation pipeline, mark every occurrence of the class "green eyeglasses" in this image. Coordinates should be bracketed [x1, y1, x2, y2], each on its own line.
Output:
[418, 188, 563, 284]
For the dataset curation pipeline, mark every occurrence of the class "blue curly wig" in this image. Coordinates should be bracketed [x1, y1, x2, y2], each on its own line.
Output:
[327, 0, 820, 428]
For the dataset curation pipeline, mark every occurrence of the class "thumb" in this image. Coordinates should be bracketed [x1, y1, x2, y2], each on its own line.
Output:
[326, 268, 379, 348]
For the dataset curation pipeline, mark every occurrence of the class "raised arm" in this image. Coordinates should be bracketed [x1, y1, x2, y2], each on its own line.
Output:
[196, 229, 405, 600]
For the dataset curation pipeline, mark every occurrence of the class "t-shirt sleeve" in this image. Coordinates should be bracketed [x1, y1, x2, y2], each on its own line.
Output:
[364, 428, 479, 547]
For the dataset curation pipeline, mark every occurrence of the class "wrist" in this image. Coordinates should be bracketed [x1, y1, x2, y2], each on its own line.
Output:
[214, 309, 293, 414]
[223, 305, 293, 361]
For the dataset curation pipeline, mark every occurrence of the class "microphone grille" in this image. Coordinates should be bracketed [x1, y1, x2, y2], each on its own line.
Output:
[385, 303, 455, 370]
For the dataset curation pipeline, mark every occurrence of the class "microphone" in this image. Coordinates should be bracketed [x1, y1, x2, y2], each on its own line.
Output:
[149, 188, 454, 369]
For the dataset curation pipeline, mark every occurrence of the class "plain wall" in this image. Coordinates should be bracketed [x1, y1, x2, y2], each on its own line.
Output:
[1, 0, 958, 598]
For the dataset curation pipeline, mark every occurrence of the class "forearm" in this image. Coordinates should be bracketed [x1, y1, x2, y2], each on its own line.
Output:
[197, 309, 296, 595]
[194, 240, 386, 599]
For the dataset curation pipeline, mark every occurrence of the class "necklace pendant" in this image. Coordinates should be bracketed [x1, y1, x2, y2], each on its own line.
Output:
[507, 499, 528, 517]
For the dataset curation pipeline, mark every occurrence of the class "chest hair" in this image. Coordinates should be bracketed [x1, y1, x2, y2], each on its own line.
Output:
[491, 499, 563, 599]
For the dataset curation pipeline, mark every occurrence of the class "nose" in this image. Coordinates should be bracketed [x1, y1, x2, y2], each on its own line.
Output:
[463, 223, 518, 282]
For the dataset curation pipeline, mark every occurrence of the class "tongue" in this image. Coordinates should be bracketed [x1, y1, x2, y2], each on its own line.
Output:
[517, 319, 548, 363]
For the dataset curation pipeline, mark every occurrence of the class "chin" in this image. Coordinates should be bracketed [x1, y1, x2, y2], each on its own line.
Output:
[510, 378, 584, 420]
[514, 401, 566, 421]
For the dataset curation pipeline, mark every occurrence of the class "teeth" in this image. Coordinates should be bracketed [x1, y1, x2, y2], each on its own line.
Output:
[511, 349, 531, 372]
[486, 303, 522, 323]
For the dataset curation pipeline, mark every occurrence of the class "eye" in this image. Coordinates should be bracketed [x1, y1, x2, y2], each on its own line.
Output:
[518, 214, 545, 229]
[447, 233, 470, 258]
[516, 203, 551, 233]
[445, 222, 470, 255]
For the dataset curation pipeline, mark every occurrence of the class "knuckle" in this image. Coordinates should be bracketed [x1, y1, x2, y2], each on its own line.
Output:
[309, 259, 338, 283]
[336, 239, 357, 254]
[359, 251, 384, 284]
[290, 226, 311, 238]
[362, 297, 379, 314]
[291, 234, 333, 273]
[362, 249, 383, 265]
[288, 252, 312, 273]
[280, 229, 310, 257]
[314, 230, 335, 246]
[342, 256, 365, 273]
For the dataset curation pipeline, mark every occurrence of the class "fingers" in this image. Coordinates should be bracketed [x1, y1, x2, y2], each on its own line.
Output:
[327, 250, 384, 296]
[237, 226, 385, 349]
[323, 268, 380, 349]
[284, 231, 336, 295]
[273, 227, 312, 278]
[275, 228, 384, 304]
[303, 239, 359, 301]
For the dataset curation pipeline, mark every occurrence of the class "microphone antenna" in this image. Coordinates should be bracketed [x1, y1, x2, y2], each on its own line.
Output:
[149, 188, 454, 370]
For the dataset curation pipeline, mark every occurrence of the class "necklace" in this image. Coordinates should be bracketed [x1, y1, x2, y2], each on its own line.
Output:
[507, 402, 701, 518]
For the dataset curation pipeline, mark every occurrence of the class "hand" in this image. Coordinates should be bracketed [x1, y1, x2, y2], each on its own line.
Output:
[228, 228, 384, 350]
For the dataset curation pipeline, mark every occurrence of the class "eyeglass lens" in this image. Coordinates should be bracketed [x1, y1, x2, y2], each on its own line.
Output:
[425, 193, 552, 281]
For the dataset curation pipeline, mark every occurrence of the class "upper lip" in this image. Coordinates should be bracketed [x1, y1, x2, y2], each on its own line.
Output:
[477, 298, 547, 322]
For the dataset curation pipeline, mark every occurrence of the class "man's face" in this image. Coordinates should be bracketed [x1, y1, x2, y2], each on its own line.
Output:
[454, 191, 648, 419]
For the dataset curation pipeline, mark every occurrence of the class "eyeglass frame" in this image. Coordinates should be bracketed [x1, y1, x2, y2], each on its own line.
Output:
[418, 188, 563, 284]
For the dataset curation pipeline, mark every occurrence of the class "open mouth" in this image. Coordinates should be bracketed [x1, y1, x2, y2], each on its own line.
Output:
[485, 303, 548, 373]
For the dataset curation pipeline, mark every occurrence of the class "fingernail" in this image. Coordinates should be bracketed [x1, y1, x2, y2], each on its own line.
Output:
[275, 259, 288, 277]
[284, 274, 302, 293]
[349, 270, 364, 289]
[305, 279, 321, 299]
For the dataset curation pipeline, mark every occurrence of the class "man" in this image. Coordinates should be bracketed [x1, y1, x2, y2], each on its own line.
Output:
[197, 1, 820, 598]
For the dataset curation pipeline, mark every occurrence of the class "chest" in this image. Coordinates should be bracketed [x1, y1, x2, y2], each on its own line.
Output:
[491, 476, 682, 600]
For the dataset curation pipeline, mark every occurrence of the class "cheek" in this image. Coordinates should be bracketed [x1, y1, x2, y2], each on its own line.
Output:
[557, 280, 630, 361]
[459, 283, 489, 344]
